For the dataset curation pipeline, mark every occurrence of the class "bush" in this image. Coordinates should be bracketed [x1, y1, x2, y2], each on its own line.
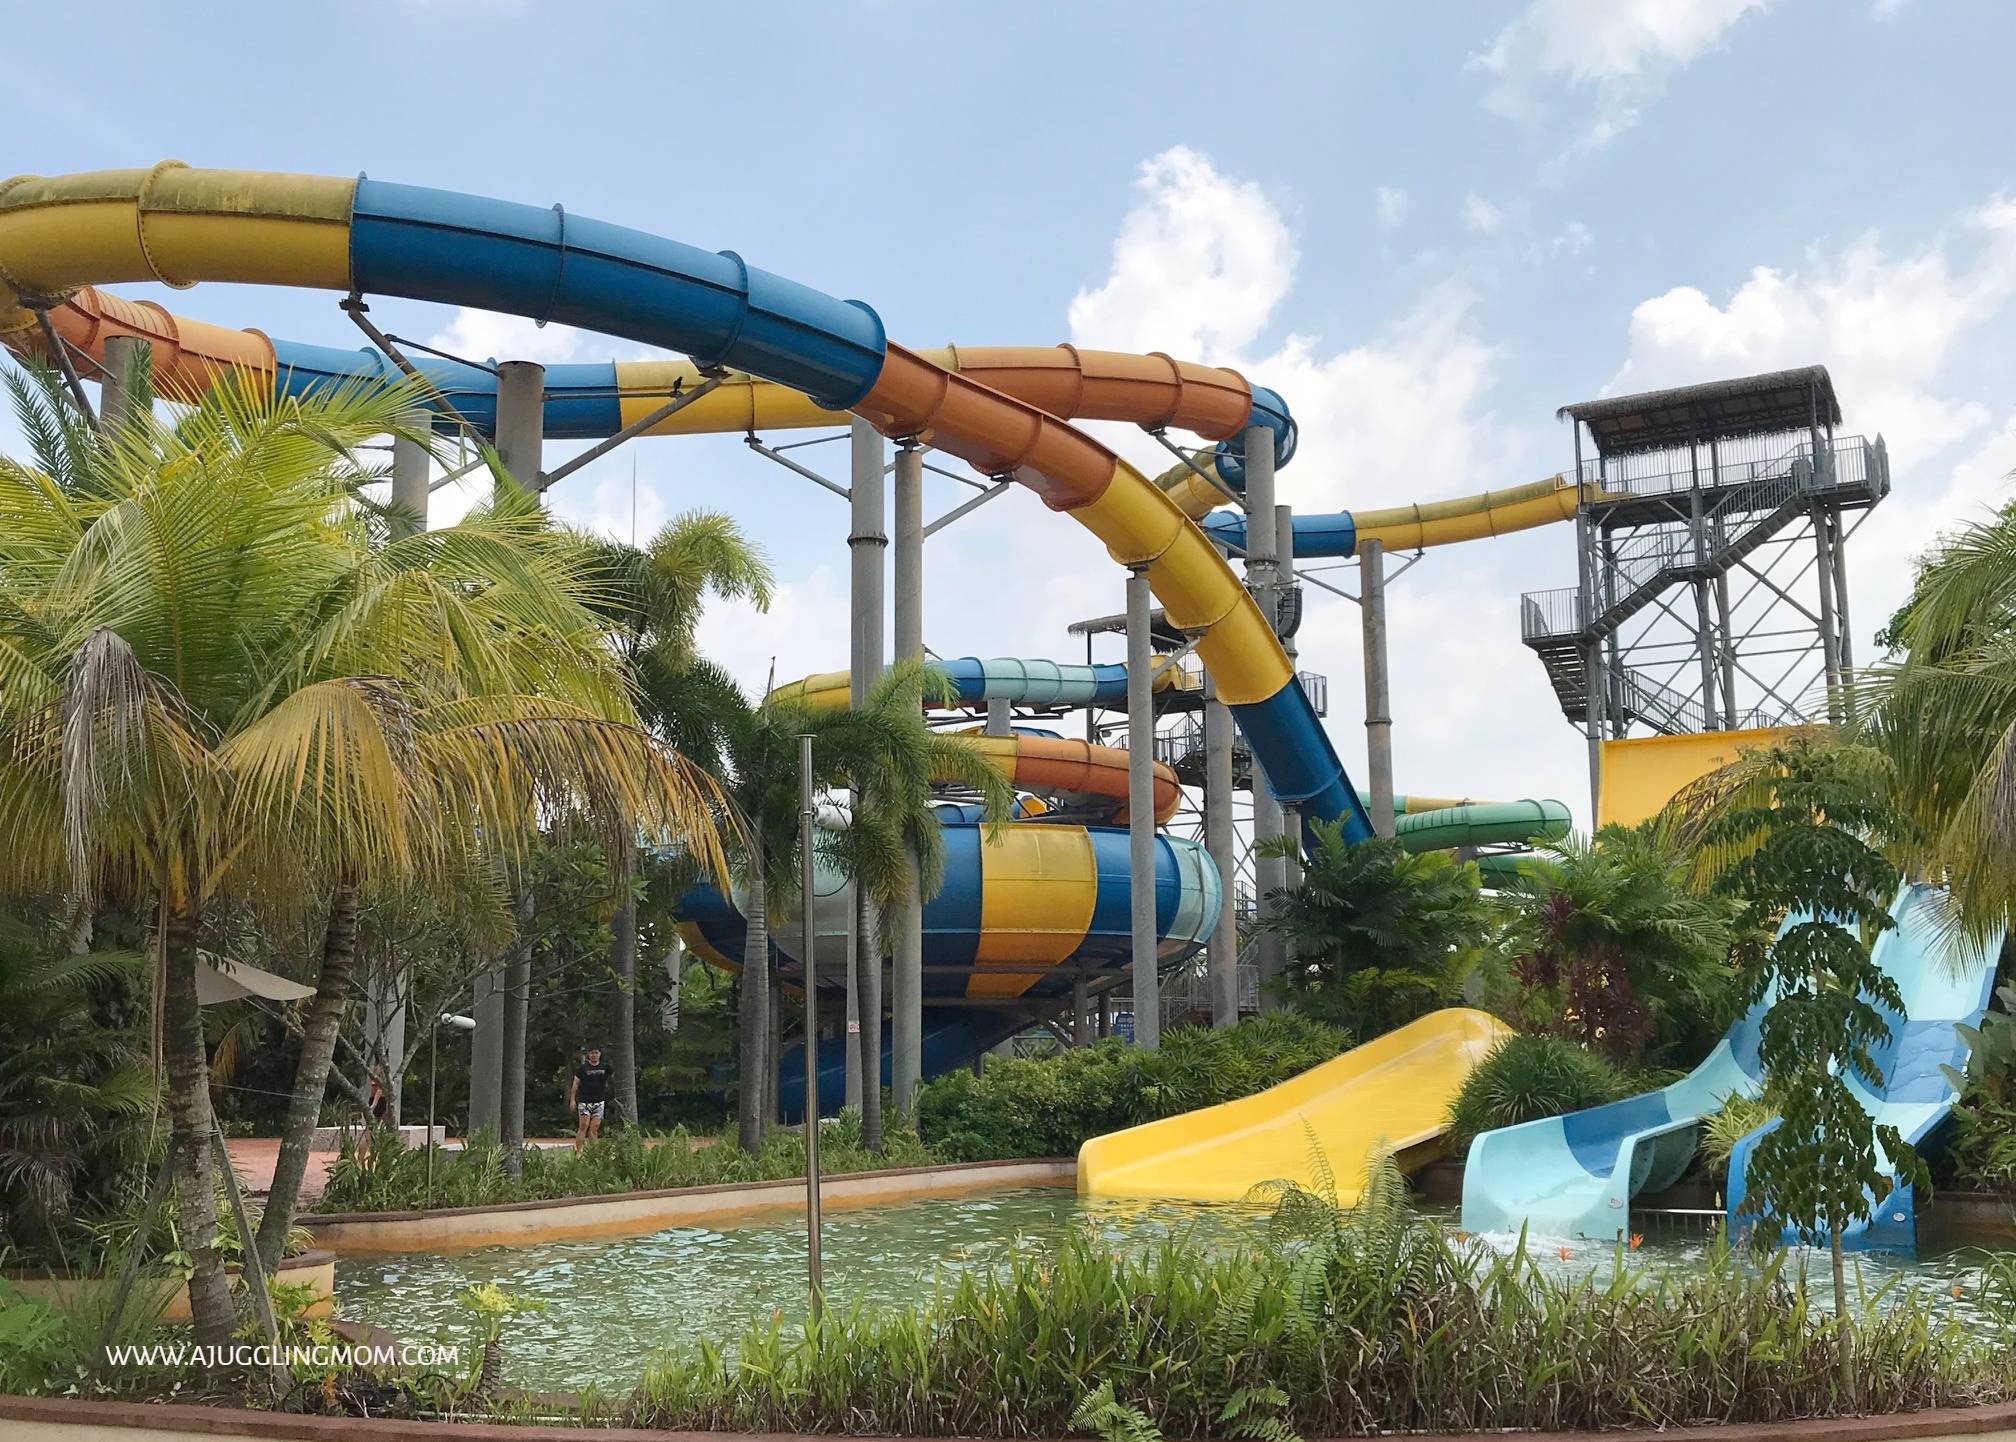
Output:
[915, 1014, 1353, 1163]
[1445, 1033, 1633, 1149]
[316, 1113, 934, 1214]
[620, 1157, 2014, 1435]
[1700, 1093, 1777, 1179]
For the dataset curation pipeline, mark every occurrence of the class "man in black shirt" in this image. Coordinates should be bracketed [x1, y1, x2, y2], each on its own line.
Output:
[568, 1047, 614, 1150]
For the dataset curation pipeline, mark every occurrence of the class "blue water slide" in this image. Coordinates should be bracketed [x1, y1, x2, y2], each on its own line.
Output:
[1201, 510, 1358, 559]
[1724, 884, 2003, 1252]
[1457, 915, 1812, 1241]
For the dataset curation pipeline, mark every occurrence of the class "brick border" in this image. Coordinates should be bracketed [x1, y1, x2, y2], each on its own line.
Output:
[7, 1393, 2016, 1442]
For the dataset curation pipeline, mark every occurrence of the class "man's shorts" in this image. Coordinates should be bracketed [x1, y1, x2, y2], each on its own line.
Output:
[577, 1101, 605, 1121]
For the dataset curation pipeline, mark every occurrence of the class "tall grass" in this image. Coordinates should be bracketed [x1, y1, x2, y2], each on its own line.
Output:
[316, 1112, 933, 1213]
[621, 1158, 2014, 1437]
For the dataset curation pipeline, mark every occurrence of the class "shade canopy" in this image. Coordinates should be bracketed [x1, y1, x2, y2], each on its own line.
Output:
[1559, 366, 1841, 457]
[195, 953, 315, 1007]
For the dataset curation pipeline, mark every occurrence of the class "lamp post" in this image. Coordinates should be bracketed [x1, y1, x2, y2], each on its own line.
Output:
[429, 1012, 477, 1210]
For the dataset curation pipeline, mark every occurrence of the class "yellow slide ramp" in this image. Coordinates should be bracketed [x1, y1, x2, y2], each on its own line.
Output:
[1077, 1008, 1510, 1204]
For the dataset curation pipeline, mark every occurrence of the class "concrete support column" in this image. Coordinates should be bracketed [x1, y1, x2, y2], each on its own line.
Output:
[390, 425, 430, 540]
[495, 361, 545, 494]
[467, 968, 503, 1136]
[1358, 538, 1396, 838]
[985, 697, 1012, 735]
[890, 441, 925, 1117]
[494, 363, 541, 1163]
[1241, 427, 1287, 1011]
[1072, 972, 1090, 1045]
[1203, 664, 1238, 1028]
[1125, 565, 1159, 1051]
[99, 334, 144, 434]
[1276, 503, 1303, 886]
[847, 418, 886, 1122]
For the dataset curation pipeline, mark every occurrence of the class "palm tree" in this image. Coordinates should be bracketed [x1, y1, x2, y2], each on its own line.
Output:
[690, 662, 1011, 1151]
[0, 367, 724, 1343]
[1493, 823, 1741, 1065]
[576, 515, 773, 1124]
[1256, 824, 1491, 1036]
[1857, 500, 2016, 930]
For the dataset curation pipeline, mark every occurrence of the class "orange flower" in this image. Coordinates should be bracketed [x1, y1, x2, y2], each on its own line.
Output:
[1629, 1233, 1644, 1251]
[1557, 1245, 1574, 1261]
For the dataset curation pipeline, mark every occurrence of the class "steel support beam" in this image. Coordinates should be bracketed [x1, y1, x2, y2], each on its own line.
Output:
[847, 418, 885, 1125]
[1359, 537, 1396, 838]
[891, 440, 925, 1116]
[1126, 565, 1159, 1050]
[1203, 663, 1238, 1028]
[1242, 426, 1287, 1011]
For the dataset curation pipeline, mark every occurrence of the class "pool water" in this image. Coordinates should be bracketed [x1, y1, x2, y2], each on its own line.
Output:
[333, 1186, 2012, 1394]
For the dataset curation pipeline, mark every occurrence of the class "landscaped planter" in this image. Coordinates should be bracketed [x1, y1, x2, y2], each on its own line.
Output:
[304, 1157, 1074, 1254]
[3, 1249, 337, 1323]
[8, 1394, 2016, 1441]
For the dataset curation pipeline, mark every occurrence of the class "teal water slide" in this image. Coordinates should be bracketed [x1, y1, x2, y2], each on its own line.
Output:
[1462, 884, 2003, 1249]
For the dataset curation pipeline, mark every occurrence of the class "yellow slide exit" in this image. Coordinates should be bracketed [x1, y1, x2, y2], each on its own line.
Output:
[1077, 1008, 1511, 1204]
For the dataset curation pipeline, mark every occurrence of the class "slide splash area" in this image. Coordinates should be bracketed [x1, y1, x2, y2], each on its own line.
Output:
[1465, 885, 2003, 1249]
[1726, 884, 2003, 1252]
[1078, 1008, 1509, 1204]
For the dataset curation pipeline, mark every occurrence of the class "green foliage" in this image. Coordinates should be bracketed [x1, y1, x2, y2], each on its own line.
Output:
[914, 1014, 1354, 1163]
[1700, 1094, 1779, 1178]
[1702, 735, 1923, 1246]
[620, 1156, 2014, 1435]
[314, 1114, 933, 1214]
[0, 907, 154, 1262]
[1491, 822, 1743, 1065]
[1444, 1033, 1634, 1148]
[1258, 825, 1491, 1035]
[1860, 497, 2016, 924]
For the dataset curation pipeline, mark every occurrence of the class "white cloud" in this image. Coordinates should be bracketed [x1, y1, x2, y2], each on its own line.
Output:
[1375, 186, 1410, 230]
[1609, 195, 2016, 467]
[1871, 0, 1910, 15]
[1604, 192, 2016, 672]
[1473, 0, 1770, 151]
[1064, 146, 1590, 818]
[1067, 146, 1297, 359]
[1461, 194, 1505, 235]
[426, 308, 591, 368]
[1553, 221, 1594, 256]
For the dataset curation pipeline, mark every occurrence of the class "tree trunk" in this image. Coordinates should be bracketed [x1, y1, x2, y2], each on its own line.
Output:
[160, 905, 235, 1350]
[856, 887, 883, 1152]
[255, 882, 359, 1272]
[608, 838, 640, 1126]
[501, 889, 534, 1180]
[736, 853, 768, 1151]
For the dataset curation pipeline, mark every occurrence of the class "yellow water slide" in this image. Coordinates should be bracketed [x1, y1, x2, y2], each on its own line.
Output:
[1077, 1008, 1511, 1203]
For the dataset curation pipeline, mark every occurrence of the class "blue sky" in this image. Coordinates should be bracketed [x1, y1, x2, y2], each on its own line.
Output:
[6, 0, 2014, 827]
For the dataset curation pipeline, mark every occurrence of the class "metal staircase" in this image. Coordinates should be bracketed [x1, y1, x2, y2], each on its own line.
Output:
[1522, 433, 1888, 734]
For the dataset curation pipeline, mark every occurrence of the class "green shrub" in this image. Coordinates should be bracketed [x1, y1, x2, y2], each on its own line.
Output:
[620, 1156, 2013, 1435]
[914, 1014, 1353, 1163]
[1700, 1093, 1778, 1179]
[316, 1113, 934, 1214]
[1445, 1033, 1633, 1149]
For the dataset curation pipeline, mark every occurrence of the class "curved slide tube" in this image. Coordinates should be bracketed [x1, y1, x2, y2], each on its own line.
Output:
[1725, 884, 2002, 1252]
[674, 820, 1220, 1003]
[774, 656, 1199, 713]
[1078, 1007, 1510, 1203]
[0, 165, 1368, 854]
